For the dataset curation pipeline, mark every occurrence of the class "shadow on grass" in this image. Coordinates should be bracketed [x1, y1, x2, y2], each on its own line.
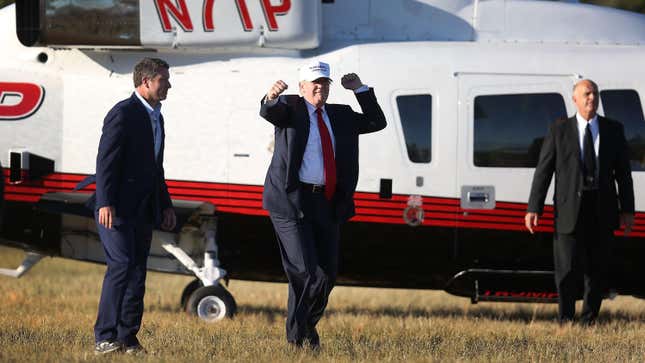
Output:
[236, 303, 645, 325]
[144, 301, 287, 323]
[327, 305, 645, 325]
[326, 305, 557, 323]
[147, 305, 183, 313]
[238, 305, 285, 324]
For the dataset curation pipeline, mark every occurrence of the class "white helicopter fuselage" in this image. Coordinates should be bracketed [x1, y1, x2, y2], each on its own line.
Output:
[1, 0, 644, 306]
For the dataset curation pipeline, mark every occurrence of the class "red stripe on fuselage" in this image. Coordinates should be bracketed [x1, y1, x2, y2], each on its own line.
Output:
[2, 169, 644, 237]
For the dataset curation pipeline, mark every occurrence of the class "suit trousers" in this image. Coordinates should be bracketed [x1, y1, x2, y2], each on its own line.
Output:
[94, 215, 153, 346]
[554, 191, 612, 323]
[270, 188, 340, 345]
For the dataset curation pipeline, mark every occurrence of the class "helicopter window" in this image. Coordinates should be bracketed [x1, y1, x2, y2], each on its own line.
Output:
[600, 89, 645, 172]
[37, 0, 140, 46]
[396, 94, 432, 163]
[473, 93, 567, 168]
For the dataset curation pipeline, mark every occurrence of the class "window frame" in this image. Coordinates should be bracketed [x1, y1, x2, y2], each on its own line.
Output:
[391, 90, 435, 166]
[599, 88, 645, 173]
[472, 91, 568, 169]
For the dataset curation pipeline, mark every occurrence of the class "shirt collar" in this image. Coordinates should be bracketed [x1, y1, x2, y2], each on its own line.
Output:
[303, 99, 326, 117]
[576, 112, 598, 130]
[134, 90, 162, 117]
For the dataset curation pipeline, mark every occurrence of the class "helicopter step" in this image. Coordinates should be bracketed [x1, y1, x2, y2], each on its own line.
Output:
[445, 268, 559, 304]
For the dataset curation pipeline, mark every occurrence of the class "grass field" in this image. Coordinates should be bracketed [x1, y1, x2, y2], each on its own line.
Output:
[1, 245, 644, 362]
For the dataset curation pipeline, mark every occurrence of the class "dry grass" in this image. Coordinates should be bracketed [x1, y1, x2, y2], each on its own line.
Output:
[1, 245, 644, 362]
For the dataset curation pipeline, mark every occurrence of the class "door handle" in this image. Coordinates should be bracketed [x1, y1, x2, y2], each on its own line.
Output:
[468, 192, 489, 203]
[460, 185, 495, 210]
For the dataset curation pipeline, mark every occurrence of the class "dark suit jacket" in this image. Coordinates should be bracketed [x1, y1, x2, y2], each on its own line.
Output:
[528, 116, 634, 234]
[94, 93, 172, 226]
[260, 89, 387, 222]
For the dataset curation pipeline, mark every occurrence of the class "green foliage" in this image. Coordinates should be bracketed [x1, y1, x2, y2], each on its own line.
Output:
[582, 0, 645, 13]
[0, 0, 14, 9]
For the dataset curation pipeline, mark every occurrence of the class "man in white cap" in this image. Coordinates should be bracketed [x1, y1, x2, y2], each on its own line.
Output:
[260, 61, 386, 349]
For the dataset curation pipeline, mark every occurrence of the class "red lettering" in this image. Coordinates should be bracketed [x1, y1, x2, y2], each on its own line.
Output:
[0, 82, 44, 120]
[203, 0, 215, 31]
[204, 0, 253, 32]
[236, 0, 254, 31]
[261, 0, 290, 31]
[483, 290, 559, 300]
[155, 0, 194, 32]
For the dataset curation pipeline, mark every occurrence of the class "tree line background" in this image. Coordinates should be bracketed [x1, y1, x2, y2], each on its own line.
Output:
[580, 0, 644, 12]
[0, 0, 644, 14]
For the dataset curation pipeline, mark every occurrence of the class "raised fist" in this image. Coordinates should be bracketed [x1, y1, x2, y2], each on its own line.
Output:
[341, 73, 364, 91]
[266, 80, 288, 101]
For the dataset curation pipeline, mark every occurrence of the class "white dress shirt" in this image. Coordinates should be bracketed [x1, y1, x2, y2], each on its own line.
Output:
[299, 101, 336, 185]
[134, 90, 162, 158]
[576, 112, 599, 159]
[298, 85, 369, 185]
[262, 85, 370, 185]
[576, 112, 599, 182]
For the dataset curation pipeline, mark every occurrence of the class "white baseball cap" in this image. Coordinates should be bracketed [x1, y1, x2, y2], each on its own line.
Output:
[299, 60, 331, 82]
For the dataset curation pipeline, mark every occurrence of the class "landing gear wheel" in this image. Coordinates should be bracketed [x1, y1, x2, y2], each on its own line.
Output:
[185, 284, 237, 322]
[180, 279, 203, 309]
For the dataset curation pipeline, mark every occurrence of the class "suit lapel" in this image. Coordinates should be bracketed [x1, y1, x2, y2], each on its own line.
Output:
[325, 105, 344, 189]
[564, 116, 585, 177]
[157, 114, 165, 166]
[597, 116, 607, 175]
[283, 97, 310, 192]
[295, 98, 310, 158]
[326, 105, 339, 142]
[131, 93, 156, 159]
[566, 116, 581, 160]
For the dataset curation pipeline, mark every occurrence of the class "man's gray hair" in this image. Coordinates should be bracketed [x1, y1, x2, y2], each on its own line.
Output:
[133, 58, 169, 87]
[573, 79, 598, 93]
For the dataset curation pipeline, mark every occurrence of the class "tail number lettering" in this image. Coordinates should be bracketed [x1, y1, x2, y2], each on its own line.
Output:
[156, 0, 291, 32]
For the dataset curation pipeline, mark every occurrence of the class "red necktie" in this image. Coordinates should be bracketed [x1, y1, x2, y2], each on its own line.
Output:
[316, 108, 336, 200]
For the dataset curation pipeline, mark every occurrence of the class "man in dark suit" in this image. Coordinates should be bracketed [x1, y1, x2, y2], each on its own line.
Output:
[260, 61, 386, 348]
[93, 58, 176, 355]
[525, 79, 634, 325]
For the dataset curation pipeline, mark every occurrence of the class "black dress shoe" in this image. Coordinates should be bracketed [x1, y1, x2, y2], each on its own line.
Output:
[307, 327, 320, 347]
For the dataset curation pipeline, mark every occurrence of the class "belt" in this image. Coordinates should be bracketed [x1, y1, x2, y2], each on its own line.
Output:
[300, 182, 325, 193]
